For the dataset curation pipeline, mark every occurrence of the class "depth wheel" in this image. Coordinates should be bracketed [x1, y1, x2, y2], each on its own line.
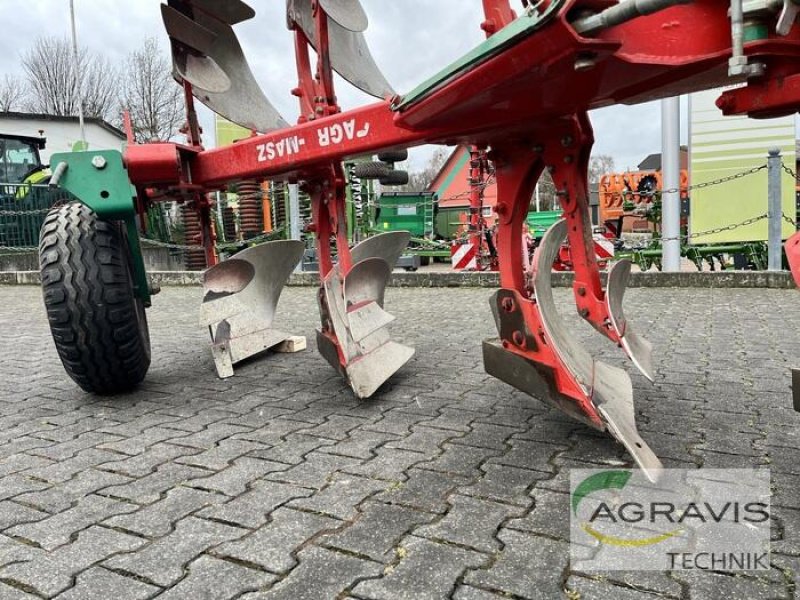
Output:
[39, 202, 151, 394]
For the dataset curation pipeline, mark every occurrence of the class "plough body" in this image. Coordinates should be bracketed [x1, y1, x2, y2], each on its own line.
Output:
[44, 0, 800, 477]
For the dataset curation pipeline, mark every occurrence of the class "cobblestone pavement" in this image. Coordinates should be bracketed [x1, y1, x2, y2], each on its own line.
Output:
[0, 284, 799, 599]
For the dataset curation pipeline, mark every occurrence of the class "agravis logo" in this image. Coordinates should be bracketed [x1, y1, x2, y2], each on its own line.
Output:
[570, 468, 771, 571]
[572, 470, 682, 547]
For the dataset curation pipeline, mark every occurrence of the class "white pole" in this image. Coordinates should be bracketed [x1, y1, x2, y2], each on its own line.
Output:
[767, 148, 783, 271]
[69, 0, 86, 148]
[661, 97, 681, 271]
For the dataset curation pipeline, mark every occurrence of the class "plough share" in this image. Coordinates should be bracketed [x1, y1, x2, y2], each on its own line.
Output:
[42, 0, 800, 480]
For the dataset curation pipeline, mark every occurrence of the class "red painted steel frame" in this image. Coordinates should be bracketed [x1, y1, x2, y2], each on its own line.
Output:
[125, 0, 800, 375]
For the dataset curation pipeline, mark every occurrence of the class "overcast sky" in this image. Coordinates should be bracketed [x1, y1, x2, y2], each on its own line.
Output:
[0, 0, 687, 171]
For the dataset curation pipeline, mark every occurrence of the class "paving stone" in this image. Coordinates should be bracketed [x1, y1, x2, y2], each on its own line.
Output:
[319, 430, 400, 460]
[0, 582, 40, 599]
[288, 474, 387, 520]
[352, 536, 486, 599]
[186, 456, 286, 496]
[97, 442, 202, 477]
[54, 566, 160, 600]
[385, 426, 463, 454]
[0, 526, 146, 597]
[321, 501, 435, 561]
[672, 571, 788, 600]
[459, 463, 546, 507]
[418, 443, 500, 477]
[416, 494, 523, 553]
[198, 480, 313, 529]
[267, 451, 362, 489]
[506, 488, 571, 540]
[8, 494, 137, 550]
[105, 486, 224, 537]
[0, 501, 48, 532]
[104, 516, 244, 587]
[376, 468, 471, 514]
[240, 546, 382, 600]
[99, 462, 210, 504]
[15, 468, 131, 513]
[3, 286, 800, 599]
[234, 434, 330, 466]
[215, 507, 337, 573]
[464, 530, 569, 599]
[154, 555, 275, 600]
[565, 576, 679, 599]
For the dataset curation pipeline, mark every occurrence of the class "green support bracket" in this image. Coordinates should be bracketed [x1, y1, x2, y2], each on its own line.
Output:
[49, 150, 150, 306]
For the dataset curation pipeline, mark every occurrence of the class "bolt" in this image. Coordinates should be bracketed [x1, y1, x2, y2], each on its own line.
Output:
[512, 330, 526, 347]
[579, 308, 590, 318]
[501, 297, 515, 312]
[577, 286, 586, 296]
[532, 144, 544, 153]
[561, 135, 573, 147]
[91, 155, 107, 170]
[563, 155, 573, 164]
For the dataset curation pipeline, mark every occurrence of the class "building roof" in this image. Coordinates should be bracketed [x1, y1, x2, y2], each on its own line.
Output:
[637, 146, 689, 171]
[0, 111, 126, 140]
[428, 145, 498, 208]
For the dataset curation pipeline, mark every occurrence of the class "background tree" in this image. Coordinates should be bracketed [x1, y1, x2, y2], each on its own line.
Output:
[21, 36, 119, 121]
[120, 37, 183, 142]
[0, 75, 25, 112]
[402, 147, 450, 192]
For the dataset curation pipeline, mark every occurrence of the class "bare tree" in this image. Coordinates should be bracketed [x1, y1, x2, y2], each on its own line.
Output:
[589, 154, 616, 186]
[402, 146, 450, 192]
[120, 37, 184, 142]
[0, 75, 25, 112]
[21, 36, 119, 121]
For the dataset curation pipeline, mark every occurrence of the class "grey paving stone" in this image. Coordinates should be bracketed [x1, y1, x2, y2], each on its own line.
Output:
[240, 433, 333, 465]
[672, 571, 788, 600]
[105, 486, 224, 537]
[376, 468, 471, 514]
[267, 451, 362, 489]
[464, 529, 570, 599]
[103, 516, 244, 587]
[8, 494, 137, 550]
[565, 576, 679, 599]
[97, 442, 202, 477]
[0, 526, 146, 597]
[215, 507, 337, 573]
[416, 494, 523, 553]
[418, 443, 501, 477]
[23, 449, 118, 483]
[185, 456, 286, 496]
[0, 501, 48, 532]
[384, 425, 462, 454]
[288, 474, 387, 520]
[321, 501, 435, 561]
[344, 446, 429, 482]
[15, 468, 131, 513]
[154, 555, 275, 600]
[459, 463, 546, 506]
[197, 480, 313, 529]
[0, 582, 42, 599]
[54, 566, 161, 600]
[99, 462, 210, 504]
[506, 488, 572, 540]
[486, 438, 566, 473]
[240, 546, 382, 600]
[352, 536, 487, 600]
[319, 430, 400, 460]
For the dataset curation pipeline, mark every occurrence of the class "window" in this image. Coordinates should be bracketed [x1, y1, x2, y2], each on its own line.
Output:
[0, 139, 40, 184]
[397, 205, 417, 216]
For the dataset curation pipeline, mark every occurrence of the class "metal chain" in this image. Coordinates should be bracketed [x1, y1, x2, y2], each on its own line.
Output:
[0, 208, 52, 216]
[783, 212, 798, 228]
[782, 163, 799, 182]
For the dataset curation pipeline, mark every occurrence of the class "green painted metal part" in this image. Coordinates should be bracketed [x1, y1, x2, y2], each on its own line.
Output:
[393, 2, 565, 112]
[49, 150, 150, 305]
[527, 210, 562, 239]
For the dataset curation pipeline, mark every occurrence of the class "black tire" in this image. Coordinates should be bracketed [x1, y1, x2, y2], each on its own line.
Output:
[353, 161, 390, 180]
[39, 202, 151, 394]
[377, 149, 408, 164]
[379, 170, 409, 186]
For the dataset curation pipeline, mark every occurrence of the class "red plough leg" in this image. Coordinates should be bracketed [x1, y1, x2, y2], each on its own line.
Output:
[484, 116, 661, 480]
[312, 166, 414, 399]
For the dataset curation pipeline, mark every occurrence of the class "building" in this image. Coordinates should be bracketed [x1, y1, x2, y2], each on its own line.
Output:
[0, 112, 126, 164]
